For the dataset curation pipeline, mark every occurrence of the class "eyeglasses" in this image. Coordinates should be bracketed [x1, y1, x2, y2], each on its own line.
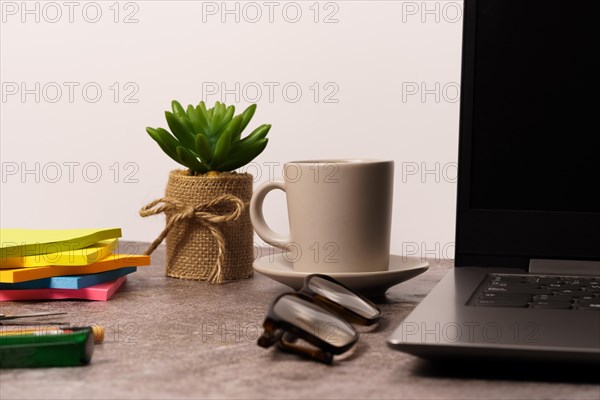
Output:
[257, 274, 381, 364]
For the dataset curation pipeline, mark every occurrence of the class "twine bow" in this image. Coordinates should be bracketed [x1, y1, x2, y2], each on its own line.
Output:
[139, 194, 246, 284]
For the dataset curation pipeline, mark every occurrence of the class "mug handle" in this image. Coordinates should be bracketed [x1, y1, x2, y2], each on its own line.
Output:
[250, 180, 290, 250]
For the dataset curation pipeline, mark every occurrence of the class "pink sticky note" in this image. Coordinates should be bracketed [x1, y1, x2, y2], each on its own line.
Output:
[0, 276, 127, 302]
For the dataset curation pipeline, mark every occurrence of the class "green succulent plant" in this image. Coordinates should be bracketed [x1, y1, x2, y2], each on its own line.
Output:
[146, 100, 271, 175]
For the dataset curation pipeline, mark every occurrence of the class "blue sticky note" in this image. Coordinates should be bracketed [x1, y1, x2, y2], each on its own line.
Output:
[0, 278, 51, 290]
[0, 267, 136, 290]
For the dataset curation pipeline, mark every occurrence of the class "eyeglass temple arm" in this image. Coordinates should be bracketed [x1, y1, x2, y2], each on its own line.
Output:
[258, 321, 334, 364]
[278, 333, 334, 364]
[257, 321, 283, 348]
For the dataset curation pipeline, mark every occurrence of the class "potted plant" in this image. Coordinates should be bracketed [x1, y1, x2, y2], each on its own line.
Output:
[140, 100, 271, 283]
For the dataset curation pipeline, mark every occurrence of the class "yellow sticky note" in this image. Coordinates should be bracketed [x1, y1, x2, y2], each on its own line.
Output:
[0, 228, 122, 259]
[0, 239, 118, 269]
[0, 254, 151, 283]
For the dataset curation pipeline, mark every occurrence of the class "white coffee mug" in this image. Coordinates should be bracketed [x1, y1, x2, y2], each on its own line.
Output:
[250, 160, 394, 273]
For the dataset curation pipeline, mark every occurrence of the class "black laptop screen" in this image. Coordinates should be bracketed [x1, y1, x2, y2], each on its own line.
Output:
[469, 1, 600, 213]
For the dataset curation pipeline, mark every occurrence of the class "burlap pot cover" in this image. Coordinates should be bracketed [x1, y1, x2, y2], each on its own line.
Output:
[140, 170, 254, 283]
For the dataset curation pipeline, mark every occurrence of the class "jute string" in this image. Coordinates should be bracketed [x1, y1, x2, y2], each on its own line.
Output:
[139, 194, 246, 284]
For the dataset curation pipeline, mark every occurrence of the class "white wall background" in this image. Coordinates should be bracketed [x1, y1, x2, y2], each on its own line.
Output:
[1, 0, 462, 261]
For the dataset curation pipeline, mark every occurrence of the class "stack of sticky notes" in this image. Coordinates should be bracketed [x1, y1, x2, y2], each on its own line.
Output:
[0, 228, 150, 301]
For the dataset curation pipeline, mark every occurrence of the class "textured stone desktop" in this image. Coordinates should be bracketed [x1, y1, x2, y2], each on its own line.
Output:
[0, 243, 596, 400]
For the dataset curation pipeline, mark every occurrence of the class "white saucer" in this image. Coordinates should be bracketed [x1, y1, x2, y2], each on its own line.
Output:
[253, 254, 429, 297]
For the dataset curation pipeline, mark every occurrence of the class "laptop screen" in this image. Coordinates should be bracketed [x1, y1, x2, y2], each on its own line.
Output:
[455, 0, 600, 265]
[468, 1, 599, 213]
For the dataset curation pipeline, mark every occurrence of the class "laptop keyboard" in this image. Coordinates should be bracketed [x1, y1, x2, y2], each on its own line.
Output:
[469, 273, 600, 310]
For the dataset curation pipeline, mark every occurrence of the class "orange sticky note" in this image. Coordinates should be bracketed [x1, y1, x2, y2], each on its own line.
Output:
[0, 254, 150, 283]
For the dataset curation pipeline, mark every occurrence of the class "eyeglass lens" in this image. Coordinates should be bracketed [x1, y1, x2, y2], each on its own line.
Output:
[306, 276, 380, 320]
[272, 295, 356, 347]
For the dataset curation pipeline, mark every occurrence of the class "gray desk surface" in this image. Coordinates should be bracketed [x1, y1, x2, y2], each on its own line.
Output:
[1, 243, 598, 400]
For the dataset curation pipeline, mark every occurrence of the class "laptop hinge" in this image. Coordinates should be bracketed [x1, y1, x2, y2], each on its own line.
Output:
[529, 259, 600, 276]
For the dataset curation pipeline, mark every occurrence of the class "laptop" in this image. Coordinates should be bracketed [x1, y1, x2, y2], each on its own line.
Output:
[388, 0, 600, 363]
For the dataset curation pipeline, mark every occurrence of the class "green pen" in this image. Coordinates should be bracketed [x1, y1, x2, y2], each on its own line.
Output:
[0, 327, 94, 368]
